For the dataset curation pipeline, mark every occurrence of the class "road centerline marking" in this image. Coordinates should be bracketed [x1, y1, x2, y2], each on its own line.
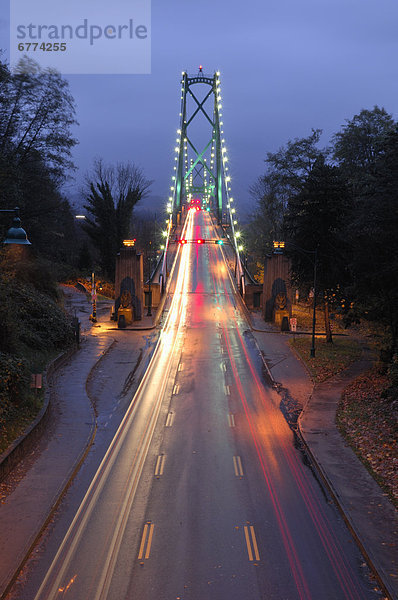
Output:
[165, 412, 174, 427]
[145, 523, 155, 559]
[244, 526, 253, 561]
[244, 525, 260, 562]
[228, 413, 235, 427]
[173, 384, 180, 395]
[233, 456, 244, 477]
[224, 384, 231, 396]
[138, 522, 154, 560]
[250, 526, 260, 561]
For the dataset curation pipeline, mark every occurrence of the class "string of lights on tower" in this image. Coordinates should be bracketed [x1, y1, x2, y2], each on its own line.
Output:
[158, 68, 244, 285]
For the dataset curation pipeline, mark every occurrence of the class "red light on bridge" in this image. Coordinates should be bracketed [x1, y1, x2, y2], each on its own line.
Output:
[178, 239, 187, 245]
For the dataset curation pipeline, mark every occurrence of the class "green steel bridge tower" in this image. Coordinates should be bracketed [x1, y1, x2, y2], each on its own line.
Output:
[161, 67, 244, 294]
[174, 67, 223, 224]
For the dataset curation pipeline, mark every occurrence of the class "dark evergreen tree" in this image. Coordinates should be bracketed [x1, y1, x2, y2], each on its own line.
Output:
[246, 129, 326, 280]
[344, 128, 398, 354]
[77, 242, 93, 272]
[283, 157, 352, 342]
[332, 106, 395, 197]
[265, 128, 325, 193]
[246, 175, 285, 264]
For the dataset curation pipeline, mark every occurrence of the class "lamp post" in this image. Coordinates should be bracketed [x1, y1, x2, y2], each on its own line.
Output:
[90, 271, 97, 323]
[1, 207, 31, 245]
[273, 240, 318, 357]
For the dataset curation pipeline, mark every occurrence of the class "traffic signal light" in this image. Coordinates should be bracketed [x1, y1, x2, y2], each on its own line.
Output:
[196, 239, 205, 244]
[215, 239, 224, 245]
[178, 239, 187, 244]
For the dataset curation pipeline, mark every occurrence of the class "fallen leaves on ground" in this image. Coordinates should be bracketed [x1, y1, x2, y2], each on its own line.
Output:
[337, 368, 398, 507]
[289, 337, 362, 383]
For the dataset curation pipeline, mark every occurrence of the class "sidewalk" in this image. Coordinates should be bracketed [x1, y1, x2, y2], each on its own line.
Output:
[0, 294, 156, 599]
[251, 311, 398, 599]
[299, 360, 398, 600]
[0, 335, 111, 597]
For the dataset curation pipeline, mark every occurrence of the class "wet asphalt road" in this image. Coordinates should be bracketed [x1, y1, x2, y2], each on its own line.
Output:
[8, 210, 382, 600]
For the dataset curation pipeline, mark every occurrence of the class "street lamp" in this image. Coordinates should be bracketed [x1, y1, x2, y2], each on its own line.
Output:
[1, 207, 31, 245]
[273, 240, 318, 357]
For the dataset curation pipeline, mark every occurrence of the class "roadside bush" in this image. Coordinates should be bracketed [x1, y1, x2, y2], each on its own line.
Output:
[0, 255, 75, 449]
[0, 353, 30, 426]
[2, 251, 59, 301]
[97, 280, 115, 299]
[0, 274, 74, 371]
[9, 282, 74, 366]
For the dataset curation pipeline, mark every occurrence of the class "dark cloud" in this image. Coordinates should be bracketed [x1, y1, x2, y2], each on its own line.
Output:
[2, 0, 398, 212]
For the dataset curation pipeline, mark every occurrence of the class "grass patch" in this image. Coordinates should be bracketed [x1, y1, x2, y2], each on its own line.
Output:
[289, 336, 363, 382]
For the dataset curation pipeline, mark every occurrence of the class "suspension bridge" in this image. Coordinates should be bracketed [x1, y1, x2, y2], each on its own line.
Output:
[158, 66, 246, 296]
[5, 67, 382, 600]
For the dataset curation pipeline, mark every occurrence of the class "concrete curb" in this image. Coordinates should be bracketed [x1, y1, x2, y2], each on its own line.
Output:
[217, 243, 279, 389]
[296, 426, 394, 600]
[250, 335, 278, 389]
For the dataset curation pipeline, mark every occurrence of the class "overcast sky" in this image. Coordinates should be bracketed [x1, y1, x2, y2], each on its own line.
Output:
[1, 0, 398, 216]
